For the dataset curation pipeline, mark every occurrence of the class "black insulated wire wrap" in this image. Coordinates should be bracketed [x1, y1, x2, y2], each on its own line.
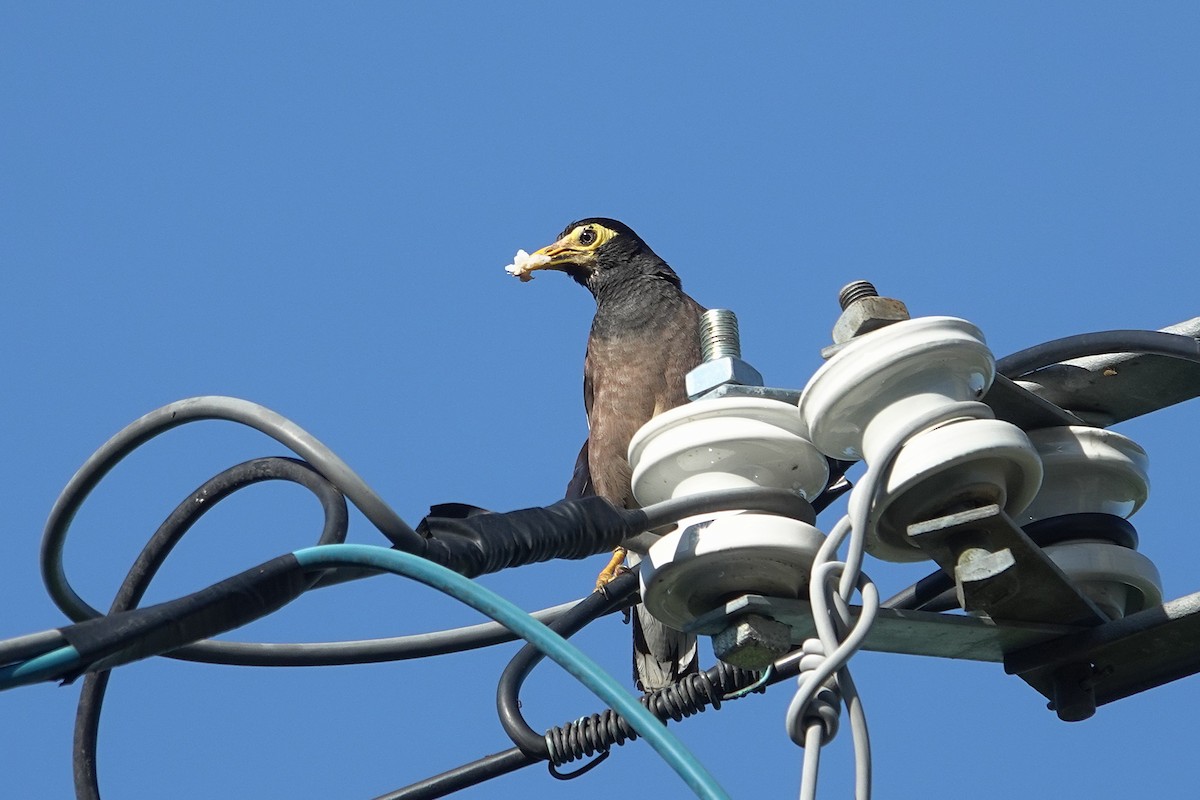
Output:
[390, 655, 803, 799]
[416, 497, 645, 578]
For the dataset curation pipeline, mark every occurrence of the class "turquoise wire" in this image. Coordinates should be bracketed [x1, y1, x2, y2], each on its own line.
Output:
[0, 644, 81, 690]
[293, 544, 730, 800]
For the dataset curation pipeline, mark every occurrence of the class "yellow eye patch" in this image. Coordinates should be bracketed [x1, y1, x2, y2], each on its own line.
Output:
[569, 223, 617, 250]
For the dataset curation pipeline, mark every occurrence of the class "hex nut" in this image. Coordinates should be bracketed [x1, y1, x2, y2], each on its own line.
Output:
[831, 296, 910, 344]
[712, 613, 792, 670]
[685, 357, 765, 400]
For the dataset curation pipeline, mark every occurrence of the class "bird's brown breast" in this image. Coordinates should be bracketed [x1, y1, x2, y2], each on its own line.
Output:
[584, 295, 704, 509]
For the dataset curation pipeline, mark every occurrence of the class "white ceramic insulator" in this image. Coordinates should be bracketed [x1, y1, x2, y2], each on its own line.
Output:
[1019, 426, 1150, 525]
[1043, 541, 1162, 619]
[629, 397, 828, 505]
[800, 316, 1043, 562]
[871, 417, 1044, 561]
[1019, 426, 1157, 619]
[800, 316, 995, 461]
[640, 514, 828, 632]
[627, 397, 830, 632]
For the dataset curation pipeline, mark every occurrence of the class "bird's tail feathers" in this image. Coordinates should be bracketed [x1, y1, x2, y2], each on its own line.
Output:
[632, 604, 699, 693]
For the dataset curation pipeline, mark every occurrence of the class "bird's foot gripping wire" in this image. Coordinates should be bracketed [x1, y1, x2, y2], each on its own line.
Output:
[594, 546, 629, 591]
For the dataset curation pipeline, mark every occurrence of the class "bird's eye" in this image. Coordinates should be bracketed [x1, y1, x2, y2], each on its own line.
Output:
[578, 227, 597, 246]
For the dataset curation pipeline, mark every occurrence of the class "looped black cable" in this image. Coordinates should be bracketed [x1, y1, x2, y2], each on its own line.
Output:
[496, 571, 641, 759]
[73, 457, 348, 800]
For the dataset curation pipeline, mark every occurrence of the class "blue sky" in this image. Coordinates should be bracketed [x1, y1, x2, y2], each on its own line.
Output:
[2, 3, 1198, 798]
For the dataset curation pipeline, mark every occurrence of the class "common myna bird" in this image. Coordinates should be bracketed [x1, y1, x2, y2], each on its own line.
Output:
[507, 218, 703, 691]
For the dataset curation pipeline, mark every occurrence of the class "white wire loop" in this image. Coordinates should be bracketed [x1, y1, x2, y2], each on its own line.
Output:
[786, 639, 842, 747]
[786, 401, 981, 799]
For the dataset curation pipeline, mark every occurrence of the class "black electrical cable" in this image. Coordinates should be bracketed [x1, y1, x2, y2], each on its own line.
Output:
[73, 457, 348, 800]
[370, 575, 642, 800]
[813, 458, 856, 514]
[881, 570, 955, 612]
[641, 486, 816, 529]
[996, 329, 1200, 379]
[372, 749, 536, 800]
[36, 390, 827, 669]
[541, 660, 765, 766]
[372, 490, 829, 798]
[1024, 513, 1139, 550]
[0, 628, 68, 667]
[31, 397, 854, 799]
[168, 599, 588, 667]
[497, 566, 771, 764]
[417, 496, 642, 578]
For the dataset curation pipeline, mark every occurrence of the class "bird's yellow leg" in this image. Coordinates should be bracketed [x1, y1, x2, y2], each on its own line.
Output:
[594, 547, 628, 591]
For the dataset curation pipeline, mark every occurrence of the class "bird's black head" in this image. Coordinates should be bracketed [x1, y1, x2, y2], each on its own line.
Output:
[520, 218, 683, 299]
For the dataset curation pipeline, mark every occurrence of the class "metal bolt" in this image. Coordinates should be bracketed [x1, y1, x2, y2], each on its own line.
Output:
[699, 309, 742, 361]
[838, 280, 879, 310]
[1050, 662, 1098, 722]
[828, 280, 910, 347]
[954, 545, 1020, 611]
[686, 308, 763, 399]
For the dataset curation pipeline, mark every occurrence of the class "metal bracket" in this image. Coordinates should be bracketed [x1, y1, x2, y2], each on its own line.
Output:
[1009, 317, 1200, 427]
[905, 504, 1109, 628]
[687, 594, 1077, 662]
[1006, 590, 1200, 715]
[691, 589, 1200, 723]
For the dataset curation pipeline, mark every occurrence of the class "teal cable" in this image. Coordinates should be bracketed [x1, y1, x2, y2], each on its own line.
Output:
[293, 544, 730, 800]
[0, 644, 80, 690]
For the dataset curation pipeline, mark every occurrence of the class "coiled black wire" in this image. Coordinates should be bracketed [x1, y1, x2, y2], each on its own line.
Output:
[387, 652, 792, 799]
[73, 457, 348, 800]
[545, 661, 764, 765]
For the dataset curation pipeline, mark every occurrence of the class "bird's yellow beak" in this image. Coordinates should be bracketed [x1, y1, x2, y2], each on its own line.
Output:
[529, 235, 587, 271]
[506, 221, 615, 282]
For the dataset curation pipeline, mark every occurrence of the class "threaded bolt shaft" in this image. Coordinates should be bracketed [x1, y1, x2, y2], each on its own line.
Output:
[838, 280, 879, 310]
[699, 309, 741, 361]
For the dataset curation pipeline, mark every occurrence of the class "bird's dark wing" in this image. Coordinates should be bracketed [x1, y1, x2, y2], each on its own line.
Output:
[564, 438, 593, 500]
[583, 341, 595, 421]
